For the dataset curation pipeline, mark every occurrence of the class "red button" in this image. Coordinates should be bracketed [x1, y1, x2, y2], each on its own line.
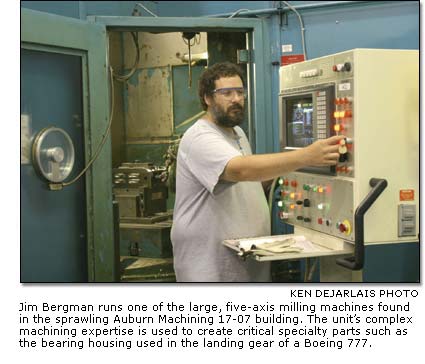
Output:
[339, 223, 346, 233]
[318, 218, 323, 225]
[284, 179, 289, 186]
[291, 180, 298, 188]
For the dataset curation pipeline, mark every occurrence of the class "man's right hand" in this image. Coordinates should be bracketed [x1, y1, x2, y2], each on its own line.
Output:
[302, 135, 346, 166]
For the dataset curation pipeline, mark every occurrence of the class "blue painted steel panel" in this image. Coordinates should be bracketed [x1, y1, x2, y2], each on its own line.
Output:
[363, 243, 419, 282]
[21, 49, 87, 282]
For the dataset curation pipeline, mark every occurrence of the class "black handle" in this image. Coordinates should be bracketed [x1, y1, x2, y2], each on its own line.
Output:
[336, 178, 388, 270]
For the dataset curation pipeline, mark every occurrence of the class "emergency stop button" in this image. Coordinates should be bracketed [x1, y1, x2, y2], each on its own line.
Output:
[337, 220, 352, 235]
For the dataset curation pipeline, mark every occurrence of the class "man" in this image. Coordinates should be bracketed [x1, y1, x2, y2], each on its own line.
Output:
[171, 62, 343, 282]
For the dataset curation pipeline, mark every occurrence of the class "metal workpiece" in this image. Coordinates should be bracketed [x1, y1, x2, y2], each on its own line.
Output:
[113, 162, 173, 263]
[113, 162, 171, 222]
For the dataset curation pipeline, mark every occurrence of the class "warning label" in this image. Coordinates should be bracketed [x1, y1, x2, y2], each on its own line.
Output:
[399, 190, 414, 201]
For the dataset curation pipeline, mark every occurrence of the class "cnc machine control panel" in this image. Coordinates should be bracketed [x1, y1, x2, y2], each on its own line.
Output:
[278, 49, 418, 244]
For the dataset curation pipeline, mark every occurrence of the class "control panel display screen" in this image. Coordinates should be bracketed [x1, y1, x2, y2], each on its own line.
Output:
[285, 97, 314, 147]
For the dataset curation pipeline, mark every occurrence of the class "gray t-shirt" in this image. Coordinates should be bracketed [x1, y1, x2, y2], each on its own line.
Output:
[171, 119, 271, 282]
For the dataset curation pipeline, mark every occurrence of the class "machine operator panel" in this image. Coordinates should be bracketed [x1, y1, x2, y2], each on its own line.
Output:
[278, 49, 418, 244]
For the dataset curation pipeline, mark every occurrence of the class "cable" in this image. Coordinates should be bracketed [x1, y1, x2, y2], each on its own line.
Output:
[112, 32, 140, 83]
[62, 66, 115, 187]
[281, 1, 307, 60]
[135, 2, 158, 17]
[228, 9, 250, 18]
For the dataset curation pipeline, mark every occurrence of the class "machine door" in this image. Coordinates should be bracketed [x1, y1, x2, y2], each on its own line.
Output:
[89, 15, 272, 154]
[21, 9, 114, 282]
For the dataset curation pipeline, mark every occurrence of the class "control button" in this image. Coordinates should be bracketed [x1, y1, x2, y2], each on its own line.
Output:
[277, 201, 284, 208]
[345, 110, 352, 118]
[303, 184, 311, 191]
[291, 180, 298, 188]
[304, 217, 311, 223]
[303, 199, 311, 207]
[339, 152, 348, 163]
[318, 218, 323, 225]
[326, 220, 331, 226]
[343, 219, 352, 235]
[338, 145, 348, 154]
[344, 62, 351, 72]
[333, 64, 344, 72]
[318, 186, 324, 193]
[296, 216, 304, 221]
[339, 223, 347, 233]
[296, 200, 303, 205]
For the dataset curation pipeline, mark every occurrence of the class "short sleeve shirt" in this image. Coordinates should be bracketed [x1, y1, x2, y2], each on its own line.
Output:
[170, 119, 271, 282]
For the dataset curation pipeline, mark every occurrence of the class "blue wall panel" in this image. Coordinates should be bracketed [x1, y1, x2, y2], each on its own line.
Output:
[21, 1, 150, 19]
[21, 1, 80, 18]
[156, 1, 270, 17]
[282, 2, 419, 59]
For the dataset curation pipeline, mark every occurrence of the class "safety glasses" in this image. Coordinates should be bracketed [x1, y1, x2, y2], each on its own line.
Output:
[212, 87, 247, 99]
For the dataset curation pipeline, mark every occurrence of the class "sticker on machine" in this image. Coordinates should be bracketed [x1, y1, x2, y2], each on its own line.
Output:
[400, 189, 415, 201]
[338, 83, 351, 91]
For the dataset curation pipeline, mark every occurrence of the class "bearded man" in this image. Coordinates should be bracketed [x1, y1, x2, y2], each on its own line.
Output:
[171, 62, 343, 282]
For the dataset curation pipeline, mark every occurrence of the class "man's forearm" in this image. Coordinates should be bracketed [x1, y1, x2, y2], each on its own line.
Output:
[222, 149, 308, 182]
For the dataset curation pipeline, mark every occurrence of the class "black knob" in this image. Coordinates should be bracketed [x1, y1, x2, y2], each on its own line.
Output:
[303, 217, 311, 223]
[303, 199, 310, 207]
[339, 153, 348, 163]
[343, 62, 351, 72]
[296, 216, 304, 221]
[296, 200, 303, 205]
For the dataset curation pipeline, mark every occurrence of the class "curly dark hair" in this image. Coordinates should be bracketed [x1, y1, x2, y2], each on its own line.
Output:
[198, 62, 245, 111]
